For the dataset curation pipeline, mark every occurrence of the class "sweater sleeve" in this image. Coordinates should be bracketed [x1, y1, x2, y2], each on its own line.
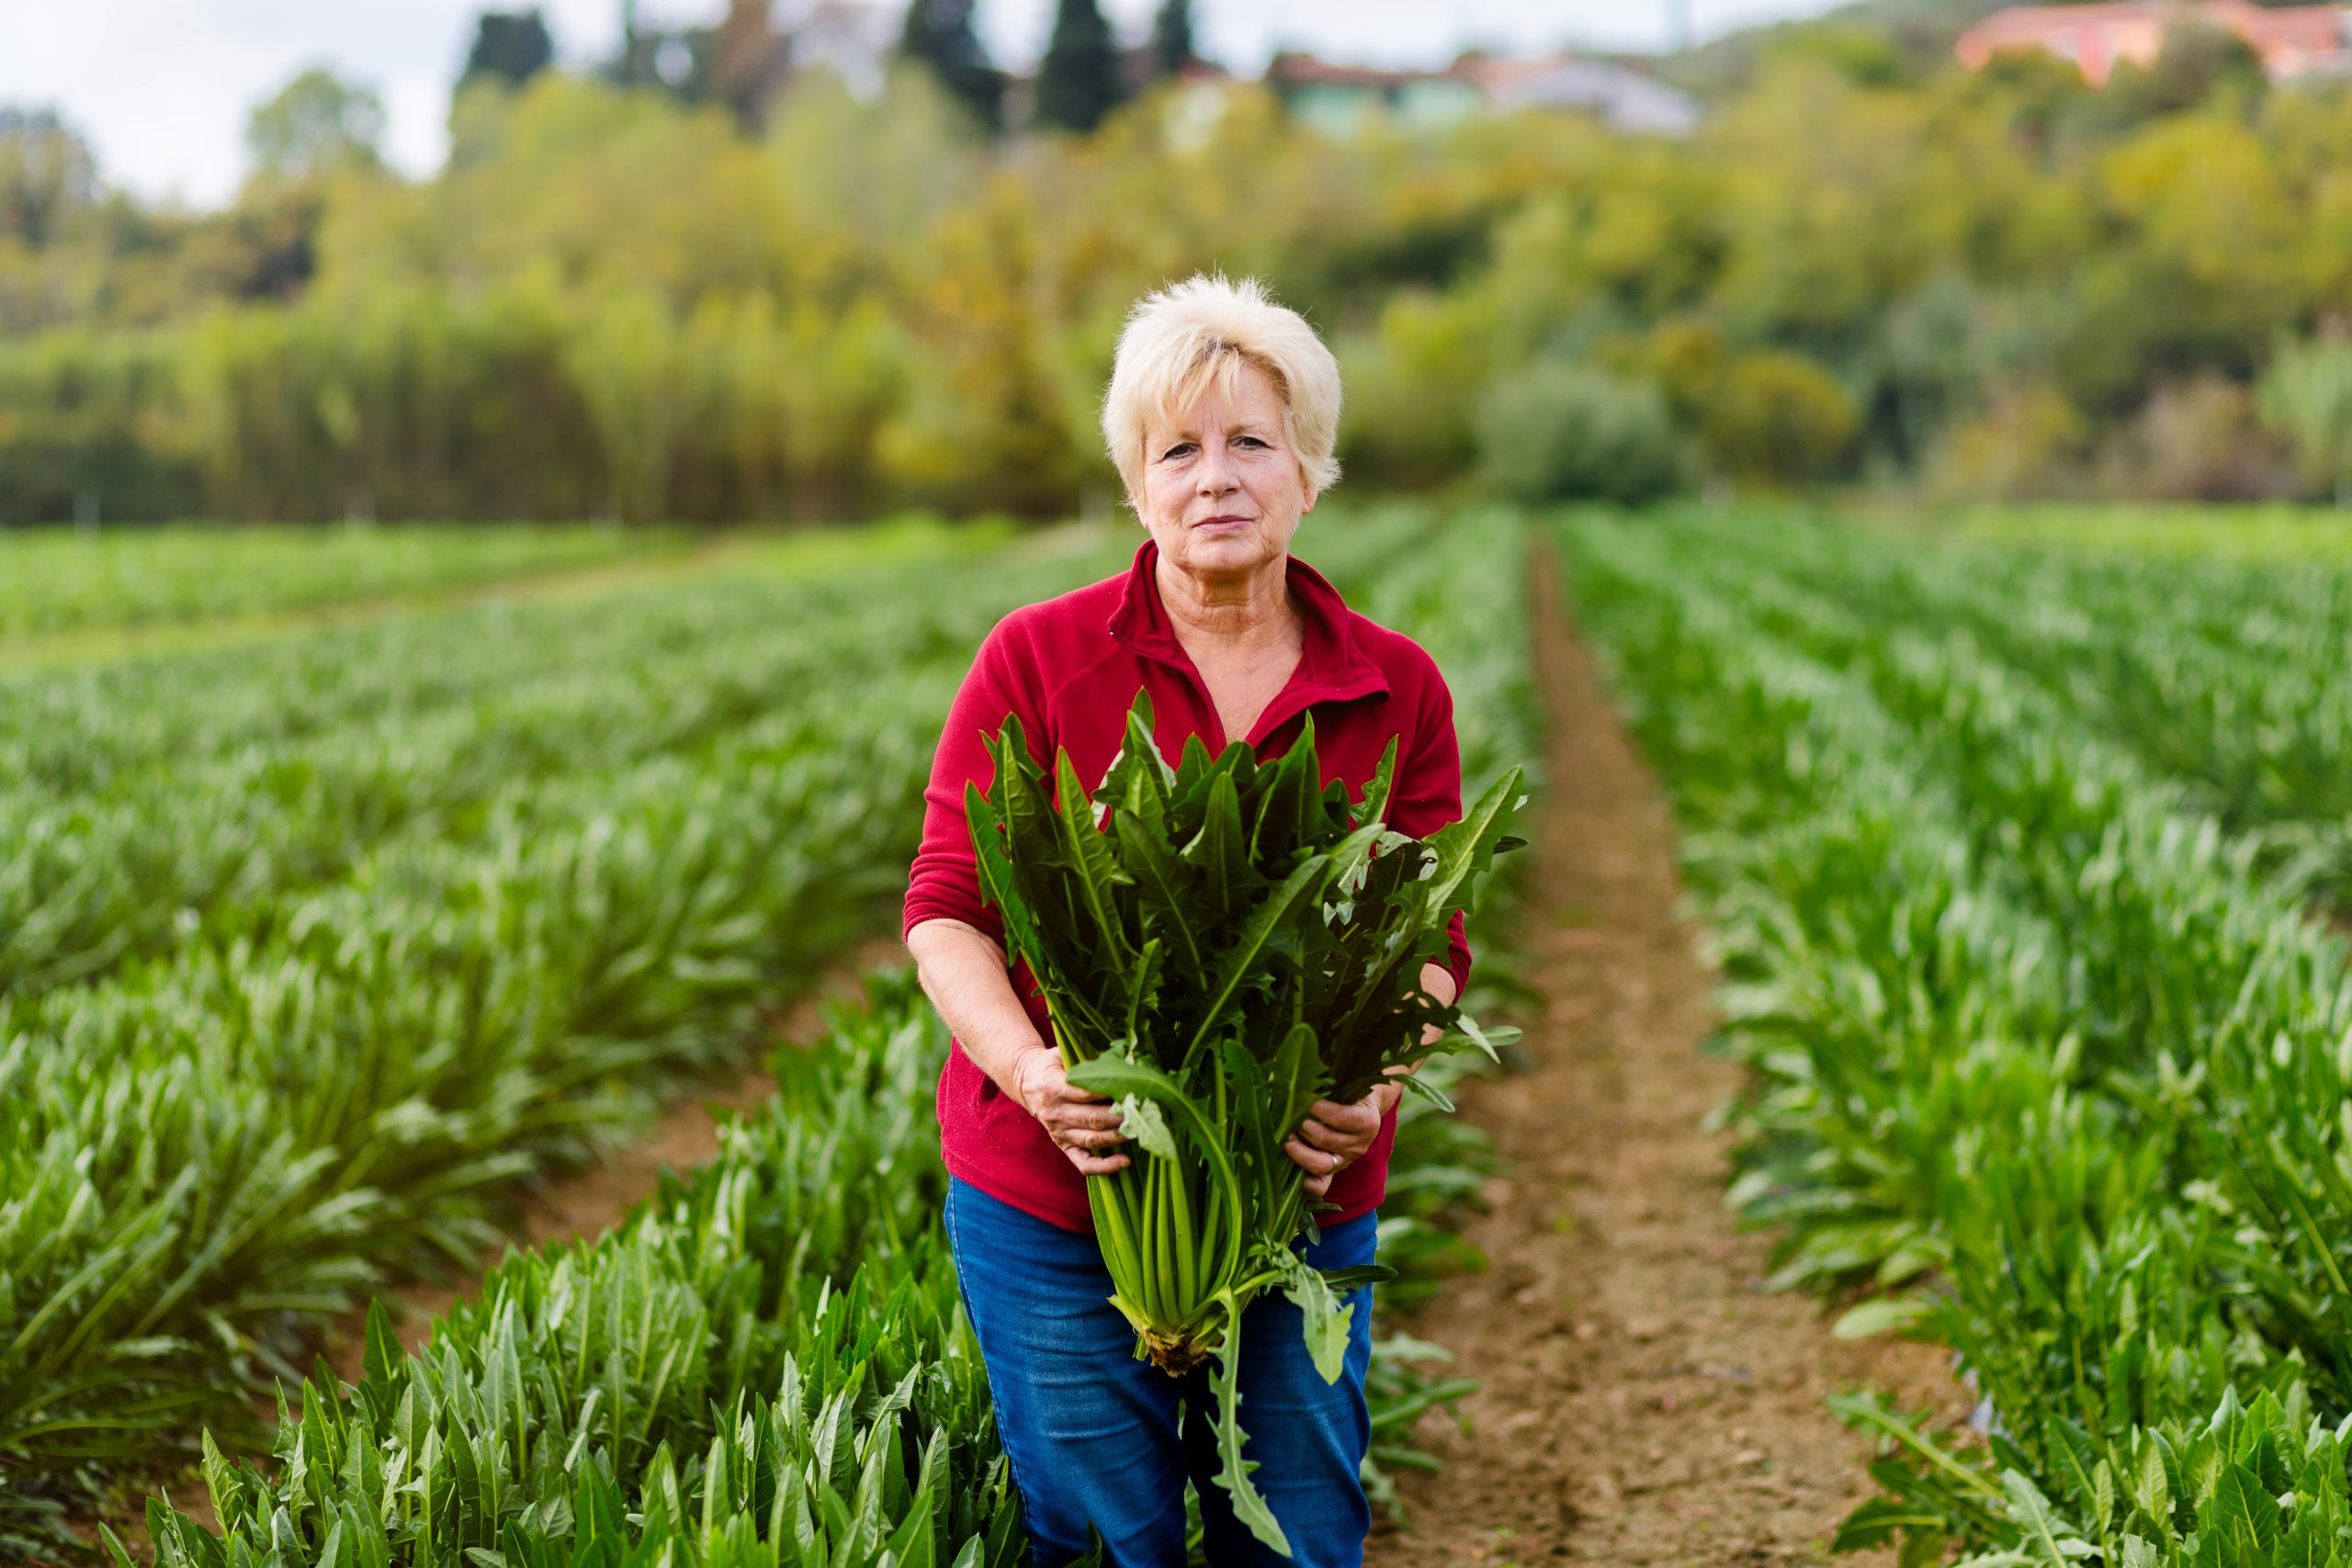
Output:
[903, 616, 1045, 947]
[1382, 660, 1475, 999]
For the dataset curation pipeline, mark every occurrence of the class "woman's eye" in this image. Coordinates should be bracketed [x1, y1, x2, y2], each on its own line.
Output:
[1236, 436, 1267, 449]
[1161, 443, 1194, 460]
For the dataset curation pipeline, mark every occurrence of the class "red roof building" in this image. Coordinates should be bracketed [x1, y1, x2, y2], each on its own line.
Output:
[1956, 1, 2350, 85]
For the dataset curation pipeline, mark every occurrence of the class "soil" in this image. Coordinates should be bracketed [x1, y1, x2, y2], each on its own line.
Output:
[1367, 536, 1971, 1566]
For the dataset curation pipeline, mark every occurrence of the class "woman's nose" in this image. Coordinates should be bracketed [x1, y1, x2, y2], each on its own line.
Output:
[1195, 442, 1237, 493]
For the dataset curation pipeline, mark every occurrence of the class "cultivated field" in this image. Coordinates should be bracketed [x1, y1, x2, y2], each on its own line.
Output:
[6, 504, 2348, 1567]
[1, 508, 1530, 1565]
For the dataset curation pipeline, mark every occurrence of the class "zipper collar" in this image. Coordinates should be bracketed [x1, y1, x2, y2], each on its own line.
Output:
[1105, 536, 1391, 747]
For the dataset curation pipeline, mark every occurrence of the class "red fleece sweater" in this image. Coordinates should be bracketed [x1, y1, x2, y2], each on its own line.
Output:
[902, 537, 1474, 1233]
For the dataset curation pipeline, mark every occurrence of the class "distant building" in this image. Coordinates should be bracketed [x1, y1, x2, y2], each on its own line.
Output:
[1264, 54, 1487, 134]
[1262, 48, 1702, 138]
[1459, 51, 1704, 136]
[1956, 2, 2352, 85]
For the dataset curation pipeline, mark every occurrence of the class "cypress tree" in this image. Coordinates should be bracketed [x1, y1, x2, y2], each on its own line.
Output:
[1034, 0, 1125, 132]
[1149, 0, 1194, 79]
[899, 0, 1005, 131]
[460, 10, 556, 89]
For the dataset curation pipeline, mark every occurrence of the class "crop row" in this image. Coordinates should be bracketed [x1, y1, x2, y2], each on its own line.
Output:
[1942, 502, 2352, 567]
[0, 525, 1032, 1000]
[1713, 509, 2352, 906]
[1, 521, 1018, 793]
[0, 524, 666, 641]
[1559, 513, 2352, 1567]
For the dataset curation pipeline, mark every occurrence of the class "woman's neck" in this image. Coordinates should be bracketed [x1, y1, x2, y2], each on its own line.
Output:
[1154, 550, 1299, 656]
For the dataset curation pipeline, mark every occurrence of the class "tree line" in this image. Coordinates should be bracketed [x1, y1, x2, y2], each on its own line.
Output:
[10, 11, 2352, 524]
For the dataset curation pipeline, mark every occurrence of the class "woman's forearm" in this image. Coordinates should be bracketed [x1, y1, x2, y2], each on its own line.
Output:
[905, 918, 1052, 1096]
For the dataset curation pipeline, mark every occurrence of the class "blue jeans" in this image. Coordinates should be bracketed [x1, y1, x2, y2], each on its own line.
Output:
[944, 1176, 1377, 1568]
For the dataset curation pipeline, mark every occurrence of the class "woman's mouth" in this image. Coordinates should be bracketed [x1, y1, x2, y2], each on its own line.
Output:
[1193, 515, 1251, 531]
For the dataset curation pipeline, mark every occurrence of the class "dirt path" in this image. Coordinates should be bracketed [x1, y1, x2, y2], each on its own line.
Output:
[1369, 536, 1965, 1566]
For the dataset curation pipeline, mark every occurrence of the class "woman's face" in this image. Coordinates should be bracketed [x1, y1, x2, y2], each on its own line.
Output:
[1135, 359, 1315, 582]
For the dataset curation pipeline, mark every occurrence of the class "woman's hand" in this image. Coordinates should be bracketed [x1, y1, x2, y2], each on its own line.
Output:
[1286, 1069, 1406, 1199]
[1285, 964, 1459, 1198]
[1012, 1046, 1132, 1176]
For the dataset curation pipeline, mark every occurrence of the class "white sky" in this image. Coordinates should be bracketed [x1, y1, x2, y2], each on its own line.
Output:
[0, 0, 1836, 209]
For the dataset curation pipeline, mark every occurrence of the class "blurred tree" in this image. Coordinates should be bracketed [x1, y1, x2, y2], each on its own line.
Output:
[899, 0, 1003, 131]
[2106, 21, 2267, 124]
[1961, 46, 2099, 159]
[1035, 0, 1125, 132]
[322, 74, 773, 304]
[461, 10, 556, 88]
[2095, 373, 2285, 501]
[600, 0, 716, 102]
[0, 108, 99, 247]
[1478, 360, 1688, 504]
[1337, 288, 1497, 488]
[612, 0, 650, 86]
[712, 0, 789, 128]
[1864, 273, 2002, 461]
[2257, 335, 2352, 503]
[1618, 318, 1859, 484]
[2055, 112, 2299, 418]
[1149, 0, 1196, 79]
[1702, 349, 1860, 485]
[1927, 381, 2092, 501]
[1758, 23, 1906, 87]
[246, 68, 387, 180]
[1705, 61, 2079, 344]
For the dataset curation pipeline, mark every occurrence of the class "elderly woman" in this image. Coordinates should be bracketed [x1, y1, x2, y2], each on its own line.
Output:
[901, 273, 1473, 1568]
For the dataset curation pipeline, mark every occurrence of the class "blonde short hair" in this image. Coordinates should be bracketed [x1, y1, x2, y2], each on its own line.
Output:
[1100, 273, 1342, 506]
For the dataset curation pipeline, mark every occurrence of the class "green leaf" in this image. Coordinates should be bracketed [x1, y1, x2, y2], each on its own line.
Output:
[1115, 830, 1203, 976]
[2205, 1463, 2278, 1560]
[1182, 769, 1257, 923]
[1452, 1011, 1506, 1064]
[1209, 1324, 1292, 1558]
[1248, 714, 1325, 866]
[1182, 857, 1328, 1067]
[1354, 736, 1401, 829]
[1276, 1252, 1352, 1386]
[1314, 1264, 1396, 1292]
[1413, 766, 1528, 930]
[1052, 748, 1138, 978]
[1830, 1296, 1928, 1340]
[1396, 1073, 1455, 1112]
[1996, 1470, 2098, 1564]
[1114, 1096, 1177, 1161]
[360, 1298, 403, 1390]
